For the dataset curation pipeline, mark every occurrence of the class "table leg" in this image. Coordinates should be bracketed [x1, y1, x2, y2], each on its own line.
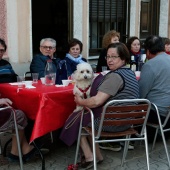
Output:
[32, 141, 45, 170]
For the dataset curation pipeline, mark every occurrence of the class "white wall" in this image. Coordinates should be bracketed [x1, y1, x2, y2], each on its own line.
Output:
[159, 0, 169, 37]
[6, 0, 32, 75]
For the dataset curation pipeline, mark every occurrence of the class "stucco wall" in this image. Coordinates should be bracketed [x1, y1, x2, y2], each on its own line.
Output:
[5, 0, 32, 75]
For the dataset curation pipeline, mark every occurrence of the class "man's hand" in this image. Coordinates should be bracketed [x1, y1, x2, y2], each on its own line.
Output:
[0, 98, 12, 106]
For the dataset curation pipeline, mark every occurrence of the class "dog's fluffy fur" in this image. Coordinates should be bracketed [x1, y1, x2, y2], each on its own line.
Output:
[73, 62, 94, 112]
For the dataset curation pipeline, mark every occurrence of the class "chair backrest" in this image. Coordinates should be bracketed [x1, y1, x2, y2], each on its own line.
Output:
[24, 71, 32, 80]
[96, 99, 151, 138]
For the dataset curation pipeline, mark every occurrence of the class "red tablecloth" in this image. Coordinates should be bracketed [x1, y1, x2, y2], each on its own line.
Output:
[0, 81, 76, 143]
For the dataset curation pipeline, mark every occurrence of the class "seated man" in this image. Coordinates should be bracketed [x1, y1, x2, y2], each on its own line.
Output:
[0, 39, 17, 83]
[30, 38, 67, 84]
[139, 35, 170, 140]
[0, 98, 37, 162]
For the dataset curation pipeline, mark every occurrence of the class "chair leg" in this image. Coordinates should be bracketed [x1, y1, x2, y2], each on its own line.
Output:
[144, 130, 150, 170]
[91, 126, 97, 170]
[74, 131, 81, 165]
[50, 132, 53, 143]
[32, 141, 45, 170]
[151, 128, 159, 151]
[74, 112, 84, 165]
[161, 131, 170, 168]
[121, 135, 130, 167]
[0, 138, 2, 155]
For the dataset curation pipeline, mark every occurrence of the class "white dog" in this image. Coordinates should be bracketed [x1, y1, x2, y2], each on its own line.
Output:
[73, 62, 94, 112]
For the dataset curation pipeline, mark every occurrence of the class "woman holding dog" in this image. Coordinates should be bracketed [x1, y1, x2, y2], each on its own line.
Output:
[60, 42, 139, 169]
[65, 38, 87, 77]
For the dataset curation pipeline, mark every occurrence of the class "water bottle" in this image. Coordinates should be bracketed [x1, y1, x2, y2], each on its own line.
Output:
[44, 60, 56, 85]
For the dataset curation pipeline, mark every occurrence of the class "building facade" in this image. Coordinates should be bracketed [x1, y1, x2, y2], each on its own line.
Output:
[0, 0, 169, 75]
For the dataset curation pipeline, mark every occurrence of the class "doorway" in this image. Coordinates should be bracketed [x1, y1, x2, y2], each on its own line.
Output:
[31, 0, 69, 58]
[140, 0, 160, 41]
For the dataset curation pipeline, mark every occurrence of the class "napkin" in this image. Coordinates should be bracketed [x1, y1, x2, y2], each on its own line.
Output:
[55, 85, 65, 87]
[25, 85, 36, 89]
[9, 82, 19, 85]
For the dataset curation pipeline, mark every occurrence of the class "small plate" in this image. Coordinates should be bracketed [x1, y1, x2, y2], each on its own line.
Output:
[55, 85, 65, 87]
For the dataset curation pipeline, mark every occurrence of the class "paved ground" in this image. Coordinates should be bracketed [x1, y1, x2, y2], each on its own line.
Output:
[0, 131, 170, 170]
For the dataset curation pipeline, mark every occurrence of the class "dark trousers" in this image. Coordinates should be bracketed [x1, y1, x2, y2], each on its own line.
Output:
[147, 109, 170, 142]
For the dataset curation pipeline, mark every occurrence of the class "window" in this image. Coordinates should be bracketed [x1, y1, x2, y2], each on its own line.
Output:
[89, 0, 129, 56]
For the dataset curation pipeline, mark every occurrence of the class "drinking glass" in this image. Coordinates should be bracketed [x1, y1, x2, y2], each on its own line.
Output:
[17, 76, 25, 89]
[135, 71, 141, 80]
[32, 73, 39, 83]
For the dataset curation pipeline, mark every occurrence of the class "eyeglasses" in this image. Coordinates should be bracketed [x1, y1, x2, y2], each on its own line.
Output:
[0, 49, 5, 53]
[105, 56, 120, 60]
[41, 46, 55, 50]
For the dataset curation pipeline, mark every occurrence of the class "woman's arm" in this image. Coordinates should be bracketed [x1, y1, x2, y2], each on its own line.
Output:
[74, 91, 110, 108]
[0, 98, 12, 106]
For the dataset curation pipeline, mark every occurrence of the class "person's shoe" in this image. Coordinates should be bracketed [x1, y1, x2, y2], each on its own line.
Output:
[7, 153, 20, 162]
[99, 143, 121, 151]
[81, 160, 94, 169]
[120, 141, 134, 150]
[23, 148, 38, 162]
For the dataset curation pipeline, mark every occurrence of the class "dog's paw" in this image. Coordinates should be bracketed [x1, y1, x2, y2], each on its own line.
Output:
[74, 106, 83, 112]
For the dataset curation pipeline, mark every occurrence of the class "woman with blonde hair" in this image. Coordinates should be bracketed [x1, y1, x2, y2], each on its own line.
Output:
[96, 30, 120, 72]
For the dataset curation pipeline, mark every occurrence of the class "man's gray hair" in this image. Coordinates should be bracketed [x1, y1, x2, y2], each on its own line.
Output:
[40, 38, 56, 47]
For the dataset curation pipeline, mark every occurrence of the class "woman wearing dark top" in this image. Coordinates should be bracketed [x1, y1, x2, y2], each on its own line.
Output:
[0, 39, 17, 83]
[65, 38, 87, 77]
[126, 36, 145, 71]
[96, 30, 120, 72]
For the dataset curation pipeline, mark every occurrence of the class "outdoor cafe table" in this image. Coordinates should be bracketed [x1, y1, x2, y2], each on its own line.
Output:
[0, 81, 76, 143]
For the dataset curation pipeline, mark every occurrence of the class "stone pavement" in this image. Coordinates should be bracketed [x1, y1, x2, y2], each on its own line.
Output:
[0, 132, 170, 170]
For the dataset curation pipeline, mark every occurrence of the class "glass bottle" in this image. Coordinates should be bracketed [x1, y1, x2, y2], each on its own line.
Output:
[44, 60, 56, 85]
[130, 55, 136, 72]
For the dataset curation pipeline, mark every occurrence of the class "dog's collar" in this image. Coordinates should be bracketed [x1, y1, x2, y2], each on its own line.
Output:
[77, 85, 91, 99]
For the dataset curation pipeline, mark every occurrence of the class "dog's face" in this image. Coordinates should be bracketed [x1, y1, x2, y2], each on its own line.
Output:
[74, 63, 94, 81]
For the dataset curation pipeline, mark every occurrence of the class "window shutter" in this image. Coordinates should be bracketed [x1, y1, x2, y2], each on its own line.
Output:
[90, 0, 124, 22]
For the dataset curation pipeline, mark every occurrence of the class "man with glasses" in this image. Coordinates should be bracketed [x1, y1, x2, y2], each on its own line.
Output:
[30, 38, 67, 84]
[0, 38, 17, 83]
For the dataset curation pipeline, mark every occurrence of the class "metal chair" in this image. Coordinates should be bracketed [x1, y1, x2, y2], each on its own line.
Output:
[0, 106, 24, 170]
[74, 99, 151, 170]
[24, 71, 32, 80]
[147, 103, 170, 168]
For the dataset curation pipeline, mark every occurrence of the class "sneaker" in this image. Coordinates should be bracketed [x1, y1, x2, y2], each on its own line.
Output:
[120, 141, 134, 150]
[99, 143, 121, 151]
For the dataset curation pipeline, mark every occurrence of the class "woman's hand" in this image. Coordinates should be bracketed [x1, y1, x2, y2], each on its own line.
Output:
[74, 91, 110, 108]
[0, 98, 12, 106]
